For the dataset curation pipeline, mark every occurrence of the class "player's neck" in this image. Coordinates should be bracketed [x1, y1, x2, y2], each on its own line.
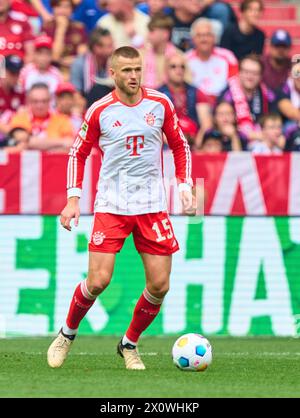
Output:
[115, 88, 143, 106]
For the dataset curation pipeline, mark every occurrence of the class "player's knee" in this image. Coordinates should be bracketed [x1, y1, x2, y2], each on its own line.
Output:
[87, 270, 112, 295]
[148, 280, 169, 298]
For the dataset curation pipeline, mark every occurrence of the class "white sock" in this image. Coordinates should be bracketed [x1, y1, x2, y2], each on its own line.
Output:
[122, 335, 136, 347]
[62, 324, 78, 336]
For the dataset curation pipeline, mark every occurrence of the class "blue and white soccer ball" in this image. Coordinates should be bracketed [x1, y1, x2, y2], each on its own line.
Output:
[172, 333, 212, 372]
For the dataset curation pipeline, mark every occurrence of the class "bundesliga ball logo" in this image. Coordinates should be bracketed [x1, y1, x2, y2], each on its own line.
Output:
[92, 231, 106, 246]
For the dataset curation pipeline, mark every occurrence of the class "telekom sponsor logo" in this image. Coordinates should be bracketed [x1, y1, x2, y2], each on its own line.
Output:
[126, 135, 145, 157]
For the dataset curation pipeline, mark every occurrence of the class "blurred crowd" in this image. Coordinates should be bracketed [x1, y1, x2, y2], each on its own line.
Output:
[1, 0, 300, 154]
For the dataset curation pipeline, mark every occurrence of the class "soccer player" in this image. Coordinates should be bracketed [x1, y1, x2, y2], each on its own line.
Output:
[47, 46, 194, 370]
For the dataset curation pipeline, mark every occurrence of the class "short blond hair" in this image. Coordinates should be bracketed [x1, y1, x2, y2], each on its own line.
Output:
[110, 46, 141, 68]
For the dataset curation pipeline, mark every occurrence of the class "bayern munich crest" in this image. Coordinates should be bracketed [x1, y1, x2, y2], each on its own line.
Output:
[144, 112, 156, 126]
[92, 231, 106, 246]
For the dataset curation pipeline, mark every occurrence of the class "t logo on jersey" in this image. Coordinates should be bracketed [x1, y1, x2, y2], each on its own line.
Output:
[126, 135, 145, 157]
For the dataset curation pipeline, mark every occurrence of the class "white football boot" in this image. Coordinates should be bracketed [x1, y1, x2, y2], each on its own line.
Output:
[117, 340, 146, 370]
[47, 329, 75, 368]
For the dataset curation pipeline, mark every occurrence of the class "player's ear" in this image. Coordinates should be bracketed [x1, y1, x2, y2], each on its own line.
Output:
[109, 67, 114, 79]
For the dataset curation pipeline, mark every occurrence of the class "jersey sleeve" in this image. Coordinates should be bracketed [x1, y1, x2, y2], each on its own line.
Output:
[162, 98, 193, 187]
[66, 107, 100, 198]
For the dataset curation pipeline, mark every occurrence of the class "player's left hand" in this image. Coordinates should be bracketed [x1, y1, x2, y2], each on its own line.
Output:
[180, 190, 197, 215]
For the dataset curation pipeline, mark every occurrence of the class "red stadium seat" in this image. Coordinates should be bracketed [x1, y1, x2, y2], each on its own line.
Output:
[232, 5, 297, 21]
[259, 22, 300, 39]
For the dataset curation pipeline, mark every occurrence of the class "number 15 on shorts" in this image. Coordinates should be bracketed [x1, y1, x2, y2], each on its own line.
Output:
[152, 219, 173, 242]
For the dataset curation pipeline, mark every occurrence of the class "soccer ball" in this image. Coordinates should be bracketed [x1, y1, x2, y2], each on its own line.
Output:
[172, 333, 212, 372]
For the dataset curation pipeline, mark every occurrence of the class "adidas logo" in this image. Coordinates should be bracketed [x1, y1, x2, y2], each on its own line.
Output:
[112, 120, 122, 127]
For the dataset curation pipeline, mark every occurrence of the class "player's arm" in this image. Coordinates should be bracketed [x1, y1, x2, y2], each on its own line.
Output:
[162, 98, 195, 214]
[61, 109, 100, 231]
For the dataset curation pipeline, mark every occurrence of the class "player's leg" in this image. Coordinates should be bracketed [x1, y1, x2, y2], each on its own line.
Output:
[118, 253, 171, 370]
[63, 251, 116, 335]
[47, 251, 116, 368]
[47, 212, 130, 368]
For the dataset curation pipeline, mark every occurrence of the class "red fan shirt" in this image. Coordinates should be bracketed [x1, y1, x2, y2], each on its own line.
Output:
[0, 11, 35, 58]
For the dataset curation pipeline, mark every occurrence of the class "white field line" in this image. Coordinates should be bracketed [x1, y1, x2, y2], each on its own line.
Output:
[18, 351, 300, 357]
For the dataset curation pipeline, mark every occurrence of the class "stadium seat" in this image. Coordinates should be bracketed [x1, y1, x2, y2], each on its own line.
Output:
[231, 5, 297, 21]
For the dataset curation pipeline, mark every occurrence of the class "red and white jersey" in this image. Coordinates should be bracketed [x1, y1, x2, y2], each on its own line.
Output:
[19, 63, 63, 95]
[186, 47, 239, 98]
[67, 87, 192, 215]
[0, 80, 24, 114]
[0, 11, 35, 58]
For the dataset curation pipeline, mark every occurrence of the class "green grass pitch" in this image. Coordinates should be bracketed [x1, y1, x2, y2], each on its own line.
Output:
[0, 336, 299, 398]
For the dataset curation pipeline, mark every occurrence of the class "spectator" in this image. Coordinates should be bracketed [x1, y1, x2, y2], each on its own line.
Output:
[42, 0, 88, 71]
[55, 81, 82, 133]
[0, 126, 30, 153]
[70, 27, 114, 106]
[218, 54, 277, 141]
[186, 18, 238, 103]
[28, 0, 54, 23]
[169, 0, 204, 52]
[285, 127, 300, 152]
[276, 62, 300, 131]
[139, 14, 179, 89]
[201, 0, 237, 33]
[0, 55, 24, 139]
[11, 0, 43, 34]
[0, 0, 35, 61]
[200, 129, 223, 153]
[9, 82, 74, 152]
[262, 30, 292, 92]
[137, 0, 171, 17]
[159, 52, 213, 149]
[97, 0, 149, 48]
[84, 82, 113, 108]
[72, 0, 107, 33]
[36, 0, 106, 30]
[220, 0, 265, 60]
[213, 101, 248, 151]
[251, 113, 285, 154]
[19, 35, 63, 98]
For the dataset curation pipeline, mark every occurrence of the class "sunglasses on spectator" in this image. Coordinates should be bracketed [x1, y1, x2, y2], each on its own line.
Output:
[169, 64, 185, 69]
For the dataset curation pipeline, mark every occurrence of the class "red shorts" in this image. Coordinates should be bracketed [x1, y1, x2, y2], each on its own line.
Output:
[89, 211, 179, 255]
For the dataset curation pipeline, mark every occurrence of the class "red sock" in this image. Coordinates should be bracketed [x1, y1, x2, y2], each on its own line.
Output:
[125, 289, 163, 343]
[66, 281, 96, 330]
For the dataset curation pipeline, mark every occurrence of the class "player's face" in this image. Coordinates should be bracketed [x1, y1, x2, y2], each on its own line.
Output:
[110, 56, 142, 96]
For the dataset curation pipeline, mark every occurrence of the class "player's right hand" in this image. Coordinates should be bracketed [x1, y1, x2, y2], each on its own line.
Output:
[60, 197, 80, 231]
